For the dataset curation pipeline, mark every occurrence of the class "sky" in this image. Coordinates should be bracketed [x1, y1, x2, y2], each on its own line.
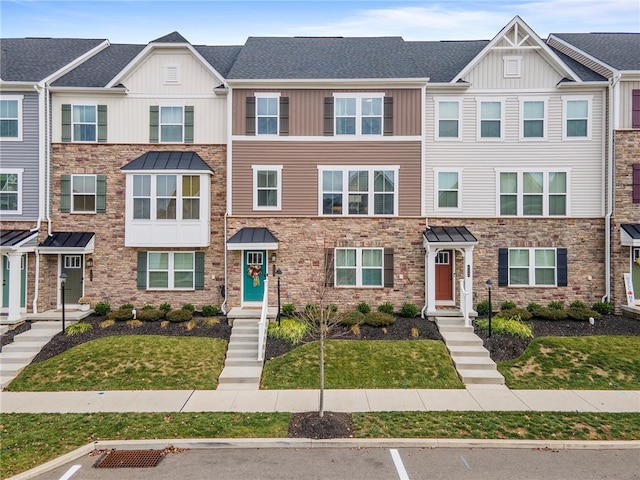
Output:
[1, 0, 638, 45]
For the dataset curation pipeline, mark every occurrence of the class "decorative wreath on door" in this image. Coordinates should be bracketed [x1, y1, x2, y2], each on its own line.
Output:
[247, 264, 262, 287]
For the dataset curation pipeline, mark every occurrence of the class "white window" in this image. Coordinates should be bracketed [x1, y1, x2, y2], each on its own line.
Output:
[498, 170, 568, 216]
[478, 99, 503, 139]
[563, 97, 591, 139]
[252, 165, 282, 210]
[132, 173, 200, 221]
[0, 169, 22, 213]
[71, 175, 96, 213]
[521, 99, 546, 139]
[255, 94, 279, 135]
[319, 166, 398, 216]
[72, 105, 97, 142]
[508, 248, 556, 286]
[64, 255, 82, 269]
[333, 93, 384, 136]
[435, 169, 461, 211]
[163, 64, 181, 84]
[0, 96, 22, 140]
[160, 106, 184, 143]
[147, 252, 194, 290]
[436, 99, 461, 139]
[503, 56, 522, 78]
[335, 247, 383, 287]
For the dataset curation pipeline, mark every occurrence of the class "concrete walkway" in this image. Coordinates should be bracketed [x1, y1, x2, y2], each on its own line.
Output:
[2, 387, 639, 413]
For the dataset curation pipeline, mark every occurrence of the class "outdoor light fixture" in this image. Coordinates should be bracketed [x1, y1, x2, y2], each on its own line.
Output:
[60, 273, 68, 333]
[271, 252, 277, 263]
[85, 257, 94, 268]
[276, 268, 283, 327]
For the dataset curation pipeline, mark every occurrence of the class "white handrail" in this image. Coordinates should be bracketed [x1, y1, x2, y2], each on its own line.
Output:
[459, 279, 470, 327]
[257, 275, 269, 361]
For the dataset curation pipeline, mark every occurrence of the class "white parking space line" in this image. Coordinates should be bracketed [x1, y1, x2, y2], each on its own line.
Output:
[58, 464, 81, 480]
[390, 449, 410, 480]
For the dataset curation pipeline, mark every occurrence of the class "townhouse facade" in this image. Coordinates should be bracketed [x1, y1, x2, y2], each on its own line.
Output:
[1, 17, 638, 323]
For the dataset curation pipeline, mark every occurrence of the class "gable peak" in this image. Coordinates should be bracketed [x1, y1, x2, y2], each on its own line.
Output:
[150, 31, 190, 44]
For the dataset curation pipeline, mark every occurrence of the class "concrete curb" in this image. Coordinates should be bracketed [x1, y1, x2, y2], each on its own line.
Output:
[8, 438, 640, 480]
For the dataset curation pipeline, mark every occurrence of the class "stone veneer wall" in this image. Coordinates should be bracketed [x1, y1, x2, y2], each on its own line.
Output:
[226, 216, 605, 313]
[611, 130, 640, 312]
[40, 143, 227, 311]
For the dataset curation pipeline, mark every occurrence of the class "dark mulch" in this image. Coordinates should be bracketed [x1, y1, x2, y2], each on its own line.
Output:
[288, 411, 354, 439]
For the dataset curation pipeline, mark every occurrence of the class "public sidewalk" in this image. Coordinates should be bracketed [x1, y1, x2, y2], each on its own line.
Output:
[2, 387, 639, 414]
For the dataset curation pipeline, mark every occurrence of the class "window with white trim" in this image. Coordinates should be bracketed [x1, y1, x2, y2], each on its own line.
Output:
[521, 99, 546, 139]
[160, 106, 184, 142]
[435, 170, 461, 210]
[498, 170, 567, 216]
[319, 167, 397, 216]
[563, 97, 591, 139]
[147, 251, 195, 289]
[0, 170, 21, 213]
[0, 96, 22, 140]
[334, 93, 384, 135]
[436, 99, 460, 139]
[252, 166, 282, 210]
[71, 175, 97, 213]
[335, 247, 383, 287]
[72, 105, 97, 142]
[508, 248, 556, 286]
[132, 173, 200, 220]
[478, 99, 503, 139]
[256, 94, 279, 135]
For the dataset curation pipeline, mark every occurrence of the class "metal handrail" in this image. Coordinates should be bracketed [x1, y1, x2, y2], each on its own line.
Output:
[257, 275, 269, 361]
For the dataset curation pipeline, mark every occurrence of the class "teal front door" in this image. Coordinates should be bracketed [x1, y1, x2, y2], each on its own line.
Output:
[243, 250, 265, 303]
[2, 255, 26, 308]
[633, 248, 640, 302]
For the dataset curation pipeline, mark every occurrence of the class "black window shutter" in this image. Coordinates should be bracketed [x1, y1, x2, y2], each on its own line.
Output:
[557, 248, 568, 287]
[61, 104, 71, 142]
[137, 252, 147, 289]
[632, 90, 640, 129]
[633, 164, 640, 204]
[279, 97, 289, 136]
[324, 97, 334, 136]
[149, 106, 159, 143]
[498, 248, 509, 286]
[60, 175, 71, 212]
[97, 105, 107, 142]
[384, 97, 393, 136]
[195, 252, 205, 290]
[96, 175, 106, 213]
[384, 248, 394, 288]
[325, 248, 335, 287]
[184, 106, 194, 143]
[246, 97, 256, 135]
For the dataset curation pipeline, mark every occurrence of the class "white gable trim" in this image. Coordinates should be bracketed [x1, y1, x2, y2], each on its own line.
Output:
[547, 35, 620, 77]
[452, 16, 580, 84]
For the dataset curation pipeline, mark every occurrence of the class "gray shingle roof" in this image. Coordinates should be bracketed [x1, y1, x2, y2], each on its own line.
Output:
[121, 151, 214, 172]
[548, 47, 607, 82]
[552, 33, 640, 71]
[226, 36, 422, 79]
[194, 45, 243, 78]
[151, 31, 189, 43]
[0, 38, 106, 82]
[404, 40, 488, 82]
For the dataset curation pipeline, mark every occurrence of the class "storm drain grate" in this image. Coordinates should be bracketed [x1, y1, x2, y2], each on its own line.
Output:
[94, 450, 164, 468]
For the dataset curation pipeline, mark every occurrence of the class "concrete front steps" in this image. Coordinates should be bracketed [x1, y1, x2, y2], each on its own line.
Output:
[217, 318, 265, 391]
[0, 321, 75, 389]
[435, 316, 505, 387]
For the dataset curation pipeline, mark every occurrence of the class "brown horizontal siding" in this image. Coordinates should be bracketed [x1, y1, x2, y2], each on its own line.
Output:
[233, 89, 421, 136]
[232, 140, 421, 216]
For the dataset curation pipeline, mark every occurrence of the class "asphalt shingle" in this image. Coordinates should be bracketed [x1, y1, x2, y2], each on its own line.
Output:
[552, 33, 640, 71]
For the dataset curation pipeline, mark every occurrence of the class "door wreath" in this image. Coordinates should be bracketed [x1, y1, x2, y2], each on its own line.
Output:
[247, 264, 262, 287]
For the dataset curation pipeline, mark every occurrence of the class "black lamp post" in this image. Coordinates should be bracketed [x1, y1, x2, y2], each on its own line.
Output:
[275, 268, 282, 327]
[60, 273, 67, 333]
[486, 279, 493, 337]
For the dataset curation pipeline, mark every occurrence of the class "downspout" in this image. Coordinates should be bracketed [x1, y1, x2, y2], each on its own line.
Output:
[221, 83, 232, 315]
[31, 82, 47, 313]
[421, 218, 429, 319]
[420, 82, 428, 319]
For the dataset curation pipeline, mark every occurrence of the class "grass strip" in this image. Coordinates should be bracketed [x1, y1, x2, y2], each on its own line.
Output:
[6, 336, 228, 391]
[262, 340, 464, 389]
[498, 336, 640, 390]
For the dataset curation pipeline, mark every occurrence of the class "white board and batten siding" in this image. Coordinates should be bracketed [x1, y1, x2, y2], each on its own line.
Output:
[618, 81, 640, 130]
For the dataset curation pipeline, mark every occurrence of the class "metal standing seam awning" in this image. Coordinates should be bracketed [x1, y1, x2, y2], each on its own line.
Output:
[39, 232, 95, 254]
[227, 227, 278, 250]
[0, 230, 39, 252]
[621, 224, 640, 247]
[423, 226, 478, 247]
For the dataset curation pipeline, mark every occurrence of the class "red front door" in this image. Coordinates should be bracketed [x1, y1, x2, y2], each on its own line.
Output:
[435, 250, 453, 301]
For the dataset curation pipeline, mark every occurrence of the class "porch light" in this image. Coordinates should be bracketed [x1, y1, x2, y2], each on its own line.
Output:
[276, 268, 282, 327]
[86, 257, 94, 268]
[60, 273, 68, 333]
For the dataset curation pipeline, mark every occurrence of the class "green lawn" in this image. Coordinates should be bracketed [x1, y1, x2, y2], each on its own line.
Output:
[498, 336, 640, 390]
[261, 340, 464, 389]
[6, 336, 227, 391]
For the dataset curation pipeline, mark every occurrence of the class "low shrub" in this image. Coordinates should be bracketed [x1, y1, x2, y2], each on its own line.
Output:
[364, 311, 396, 327]
[592, 301, 614, 315]
[281, 303, 296, 317]
[182, 303, 195, 312]
[126, 320, 143, 328]
[340, 310, 365, 326]
[567, 307, 601, 321]
[119, 303, 134, 310]
[182, 320, 197, 331]
[548, 301, 565, 311]
[93, 301, 111, 316]
[108, 309, 134, 321]
[142, 304, 155, 310]
[201, 305, 219, 316]
[304, 303, 318, 313]
[476, 300, 490, 316]
[500, 308, 533, 322]
[475, 316, 533, 339]
[65, 322, 93, 336]
[201, 317, 220, 327]
[159, 302, 172, 313]
[326, 304, 338, 314]
[500, 300, 517, 311]
[377, 302, 394, 314]
[356, 302, 371, 314]
[267, 318, 311, 344]
[136, 308, 163, 322]
[410, 327, 420, 338]
[569, 300, 587, 309]
[526, 302, 543, 316]
[399, 303, 420, 318]
[99, 319, 115, 328]
[536, 306, 568, 320]
[166, 309, 192, 323]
